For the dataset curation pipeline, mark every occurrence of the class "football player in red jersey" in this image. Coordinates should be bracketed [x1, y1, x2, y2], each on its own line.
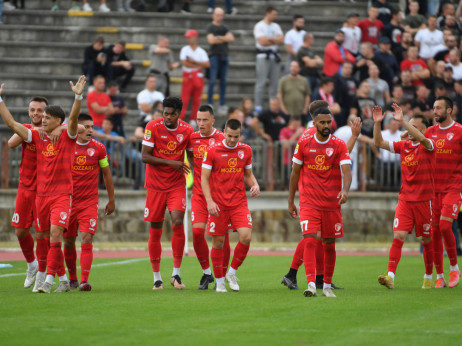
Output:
[188, 105, 232, 289]
[374, 105, 435, 289]
[202, 118, 260, 292]
[142, 97, 194, 290]
[63, 113, 115, 292]
[0, 76, 86, 293]
[7, 96, 49, 290]
[288, 107, 352, 298]
[426, 96, 462, 288]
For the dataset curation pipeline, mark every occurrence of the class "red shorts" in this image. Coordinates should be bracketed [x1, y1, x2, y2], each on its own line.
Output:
[11, 187, 39, 230]
[65, 203, 99, 238]
[299, 207, 344, 239]
[433, 191, 462, 221]
[393, 199, 432, 237]
[36, 194, 72, 232]
[144, 188, 186, 223]
[206, 206, 252, 236]
[191, 193, 208, 225]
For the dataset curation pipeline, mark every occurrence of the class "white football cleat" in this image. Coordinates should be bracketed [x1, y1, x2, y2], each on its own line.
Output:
[225, 273, 240, 291]
[24, 265, 38, 288]
[216, 282, 227, 293]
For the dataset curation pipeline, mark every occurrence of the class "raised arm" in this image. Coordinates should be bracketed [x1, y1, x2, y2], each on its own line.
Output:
[346, 117, 361, 153]
[0, 84, 30, 141]
[68, 75, 86, 137]
[372, 105, 390, 150]
[8, 134, 24, 148]
[391, 103, 432, 150]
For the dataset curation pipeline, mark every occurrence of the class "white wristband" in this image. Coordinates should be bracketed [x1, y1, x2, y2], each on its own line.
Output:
[0, 96, 3, 103]
[75, 94, 83, 100]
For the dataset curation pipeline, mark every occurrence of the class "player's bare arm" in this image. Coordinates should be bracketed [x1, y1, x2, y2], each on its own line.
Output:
[201, 166, 220, 216]
[391, 103, 433, 150]
[101, 165, 116, 215]
[8, 133, 24, 148]
[0, 84, 30, 141]
[141, 145, 191, 174]
[244, 168, 260, 198]
[338, 164, 352, 205]
[68, 75, 86, 137]
[288, 163, 302, 219]
[372, 105, 390, 150]
[346, 117, 362, 153]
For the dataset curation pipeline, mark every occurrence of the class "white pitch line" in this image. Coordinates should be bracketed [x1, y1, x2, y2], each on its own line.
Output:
[0, 258, 145, 278]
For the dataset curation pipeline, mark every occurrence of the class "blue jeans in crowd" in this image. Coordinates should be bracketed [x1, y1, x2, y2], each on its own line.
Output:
[207, 55, 229, 106]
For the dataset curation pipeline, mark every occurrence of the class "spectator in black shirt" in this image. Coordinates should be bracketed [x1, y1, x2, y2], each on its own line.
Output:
[250, 98, 288, 142]
[105, 41, 135, 92]
[107, 81, 128, 137]
[82, 36, 107, 86]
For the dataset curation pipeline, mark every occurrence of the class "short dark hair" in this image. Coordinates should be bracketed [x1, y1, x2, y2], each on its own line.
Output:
[313, 107, 331, 118]
[145, 74, 156, 82]
[225, 118, 242, 130]
[227, 106, 237, 116]
[293, 15, 304, 21]
[436, 95, 453, 110]
[265, 6, 276, 14]
[104, 116, 115, 126]
[94, 74, 106, 81]
[29, 96, 49, 105]
[309, 100, 329, 116]
[290, 115, 302, 122]
[107, 81, 118, 87]
[45, 105, 66, 125]
[116, 40, 126, 47]
[152, 100, 163, 111]
[94, 36, 105, 44]
[391, 7, 400, 16]
[163, 97, 183, 112]
[199, 104, 214, 116]
[412, 114, 430, 128]
[320, 77, 334, 86]
[78, 113, 93, 123]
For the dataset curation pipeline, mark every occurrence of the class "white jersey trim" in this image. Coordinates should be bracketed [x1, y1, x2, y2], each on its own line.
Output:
[245, 164, 252, 169]
[340, 159, 352, 166]
[202, 163, 212, 170]
[142, 140, 154, 147]
[25, 129, 32, 143]
[439, 121, 455, 130]
[292, 157, 303, 166]
[67, 128, 78, 139]
[389, 142, 395, 153]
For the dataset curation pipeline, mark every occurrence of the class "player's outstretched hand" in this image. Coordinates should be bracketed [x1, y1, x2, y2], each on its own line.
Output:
[207, 200, 220, 217]
[70, 75, 86, 96]
[400, 131, 409, 141]
[288, 201, 298, 219]
[337, 190, 348, 204]
[391, 103, 404, 122]
[250, 184, 260, 198]
[0, 83, 4, 96]
[372, 105, 384, 123]
[105, 200, 115, 216]
[351, 117, 362, 137]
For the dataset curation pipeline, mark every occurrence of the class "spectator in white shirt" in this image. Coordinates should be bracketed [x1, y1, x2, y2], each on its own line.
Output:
[136, 75, 165, 121]
[414, 16, 444, 59]
[284, 15, 306, 74]
[341, 13, 362, 56]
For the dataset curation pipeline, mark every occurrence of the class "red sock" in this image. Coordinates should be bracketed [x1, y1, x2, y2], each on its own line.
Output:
[440, 219, 458, 266]
[211, 247, 224, 279]
[422, 241, 434, 276]
[290, 238, 305, 270]
[18, 233, 35, 263]
[172, 225, 185, 268]
[192, 227, 209, 269]
[323, 242, 336, 284]
[46, 242, 63, 277]
[64, 245, 78, 281]
[148, 228, 162, 272]
[80, 243, 93, 283]
[303, 237, 317, 283]
[230, 241, 250, 270]
[315, 239, 324, 276]
[223, 232, 230, 273]
[36, 237, 49, 272]
[388, 238, 404, 274]
[433, 224, 444, 274]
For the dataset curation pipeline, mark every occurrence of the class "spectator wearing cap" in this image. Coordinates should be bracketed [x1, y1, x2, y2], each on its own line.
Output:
[253, 6, 284, 114]
[373, 0, 394, 25]
[375, 36, 400, 86]
[357, 5, 384, 46]
[105, 40, 135, 92]
[180, 29, 210, 124]
[446, 48, 462, 80]
[322, 29, 355, 77]
[341, 13, 362, 56]
[381, 7, 405, 51]
[414, 16, 444, 60]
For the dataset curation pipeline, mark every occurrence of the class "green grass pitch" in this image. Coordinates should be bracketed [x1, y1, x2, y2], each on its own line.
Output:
[1, 255, 461, 345]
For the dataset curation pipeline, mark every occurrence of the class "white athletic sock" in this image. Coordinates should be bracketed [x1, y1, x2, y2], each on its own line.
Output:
[203, 267, 212, 275]
[308, 281, 316, 289]
[45, 274, 54, 285]
[172, 268, 180, 276]
[58, 274, 68, 282]
[450, 264, 459, 271]
[153, 272, 162, 282]
[388, 271, 395, 280]
[323, 283, 332, 289]
[424, 274, 432, 280]
[37, 271, 46, 281]
[227, 267, 236, 276]
[27, 259, 38, 270]
[437, 273, 445, 279]
[216, 277, 225, 285]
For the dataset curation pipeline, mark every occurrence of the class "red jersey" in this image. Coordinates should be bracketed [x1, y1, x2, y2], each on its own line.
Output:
[293, 134, 351, 210]
[202, 140, 252, 209]
[142, 118, 193, 192]
[426, 121, 462, 193]
[357, 19, 384, 45]
[188, 128, 225, 197]
[18, 124, 37, 191]
[72, 139, 108, 205]
[391, 140, 435, 201]
[400, 59, 428, 86]
[86, 91, 112, 127]
[26, 129, 77, 197]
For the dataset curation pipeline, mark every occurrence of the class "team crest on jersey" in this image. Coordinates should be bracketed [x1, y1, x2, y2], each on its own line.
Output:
[89, 219, 97, 227]
[238, 150, 244, 159]
[60, 212, 68, 220]
[209, 138, 215, 145]
[334, 223, 342, 232]
[247, 214, 252, 222]
[76, 155, 86, 165]
[228, 158, 237, 167]
[394, 218, 399, 228]
[454, 204, 459, 213]
[447, 133, 454, 141]
[177, 134, 184, 143]
[167, 141, 177, 150]
[423, 224, 431, 231]
[326, 148, 334, 157]
[87, 148, 95, 157]
[144, 129, 151, 140]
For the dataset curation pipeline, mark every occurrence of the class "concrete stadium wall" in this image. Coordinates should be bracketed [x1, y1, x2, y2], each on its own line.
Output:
[0, 190, 402, 243]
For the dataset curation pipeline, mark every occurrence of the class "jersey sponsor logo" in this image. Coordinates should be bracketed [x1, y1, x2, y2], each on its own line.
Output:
[76, 155, 86, 165]
[209, 138, 215, 145]
[393, 218, 399, 228]
[238, 150, 245, 160]
[177, 134, 184, 143]
[144, 208, 149, 218]
[25, 143, 36, 152]
[228, 158, 237, 167]
[402, 153, 418, 167]
[42, 143, 59, 157]
[447, 133, 454, 141]
[326, 148, 334, 157]
[144, 129, 152, 140]
[315, 155, 325, 165]
[12, 213, 19, 224]
[436, 139, 445, 148]
[167, 141, 177, 150]
[60, 211, 68, 220]
[160, 141, 183, 155]
[195, 144, 207, 159]
[87, 148, 95, 157]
